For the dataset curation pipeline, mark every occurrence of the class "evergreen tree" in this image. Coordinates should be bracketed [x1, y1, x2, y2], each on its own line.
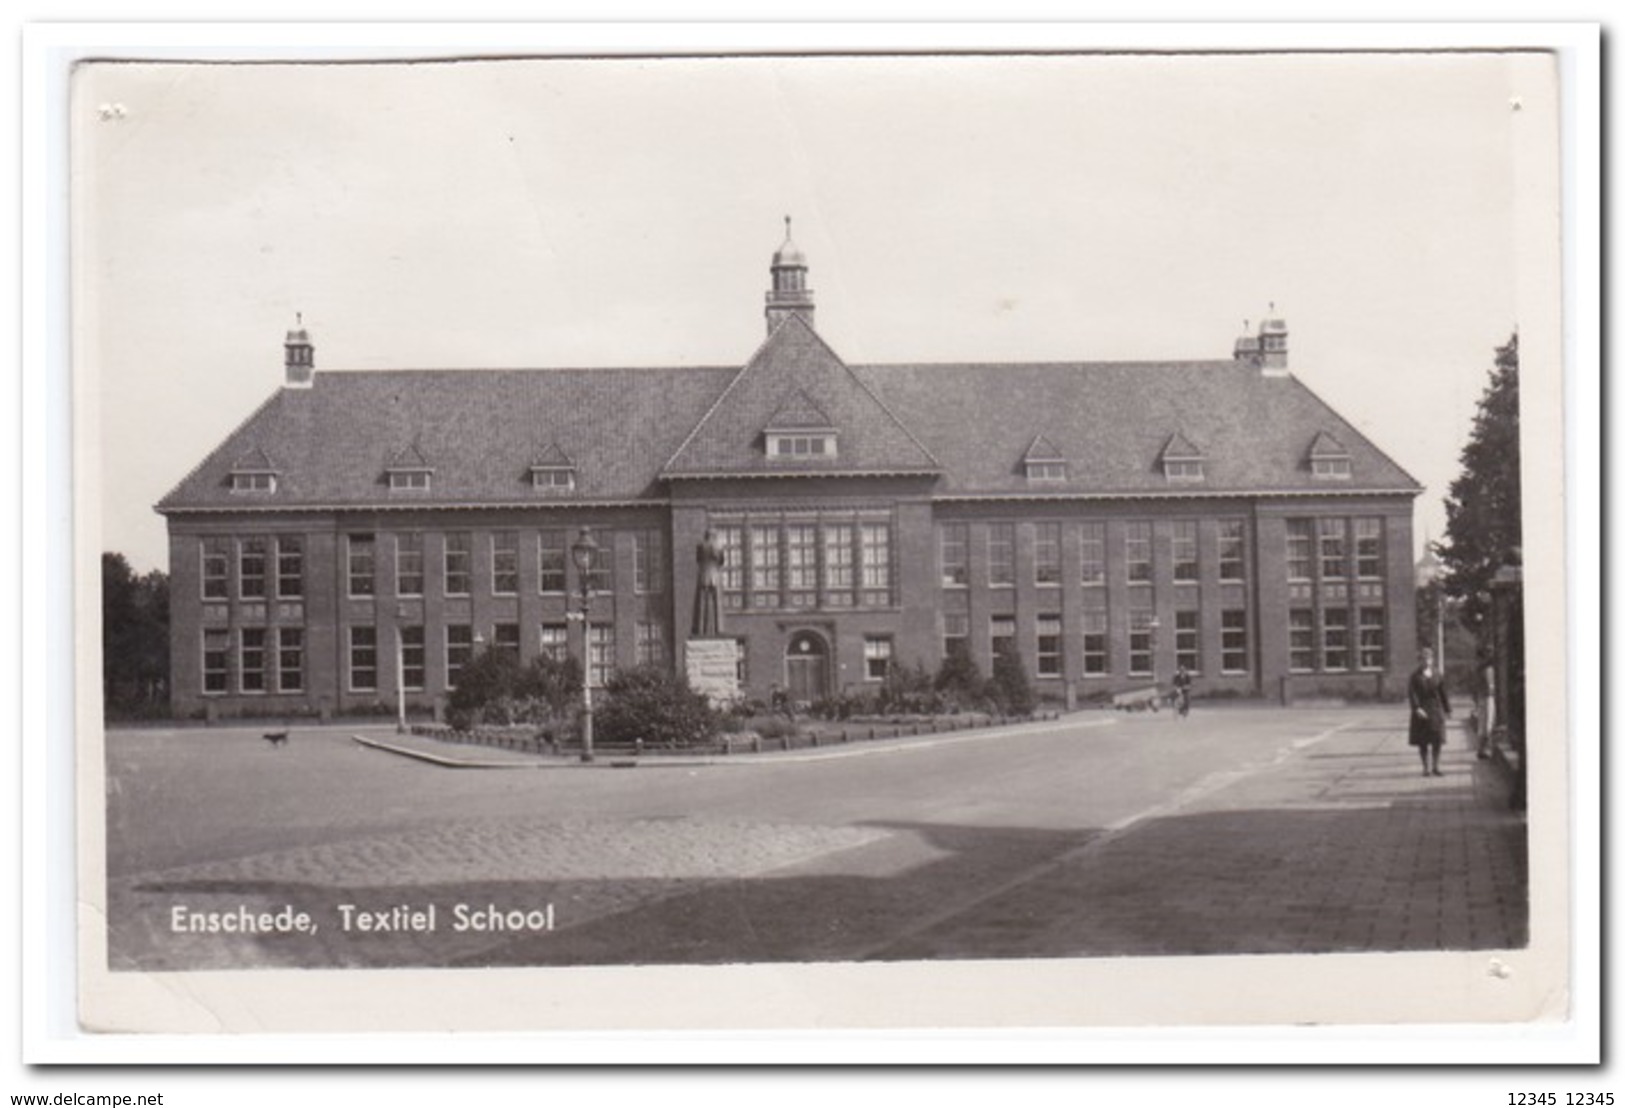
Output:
[1437, 334, 1522, 637]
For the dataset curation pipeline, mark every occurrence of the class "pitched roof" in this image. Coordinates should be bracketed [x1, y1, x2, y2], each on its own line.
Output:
[1159, 431, 1204, 461]
[851, 360, 1419, 497]
[385, 442, 433, 471]
[158, 366, 736, 511]
[662, 315, 940, 478]
[764, 388, 836, 431]
[1022, 434, 1065, 463]
[160, 341, 1418, 514]
[1307, 430, 1351, 458]
[530, 442, 576, 469]
[229, 446, 278, 473]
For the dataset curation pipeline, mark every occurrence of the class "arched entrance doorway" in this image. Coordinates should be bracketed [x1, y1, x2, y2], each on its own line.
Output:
[784, 630, 830, 703]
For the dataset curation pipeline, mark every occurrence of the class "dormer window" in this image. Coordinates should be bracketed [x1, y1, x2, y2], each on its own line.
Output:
[763, 388, 839, 462]
[768, 432, 837, 458]
[231, 471, 277, 493]
[1022, 434, 1067, 484]
[531, 467, 577, 493]
[388, 469, 432, 491]
[1159, 432, 1206, 484]
[529, 442, 578, 494]
[1308, 432, 1352, 480]
[229, 447, 279, 494]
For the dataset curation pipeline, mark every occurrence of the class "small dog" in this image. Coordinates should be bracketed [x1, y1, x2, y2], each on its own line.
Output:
[262, 730, 289, 748]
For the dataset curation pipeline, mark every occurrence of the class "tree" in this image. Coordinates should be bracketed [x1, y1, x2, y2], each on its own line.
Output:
[101, 553, 169, 712]
[1437, 334, 1522, 638]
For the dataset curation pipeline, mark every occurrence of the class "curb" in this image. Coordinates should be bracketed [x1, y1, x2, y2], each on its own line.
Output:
[352, 714, 1120, 770]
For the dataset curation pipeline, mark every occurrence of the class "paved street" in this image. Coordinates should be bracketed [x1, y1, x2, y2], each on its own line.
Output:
[101, 707, 1526, 970]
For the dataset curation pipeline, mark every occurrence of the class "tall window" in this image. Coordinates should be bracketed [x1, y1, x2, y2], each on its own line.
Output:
[276, 536, 303, 599]
[277, 627, 304, 693]
[1355, 518, 1384, 579]
[990, 615, 1016, 661]
[786, 523, 818, 608]
[1036, 615, 1063, 678]
[822, 523, 854, 607]
[239, 628, 267, 692]
[988, 524, 1015, 586]
[538, 531, 567, 594]
[539, 623, 569, 663]
[1034, 523, 1061, 586]
[1319, 519, 1348, 580]
[493, 622, 521, 661]
[1171, 522, 1198, 583]
[348, 534, 376, 597]
[239, 538, 268, 599]
[1128, 611, 1155, 677]
[588, 624, 615, 687]
[443, 532, 471, 596]
[1080, 523, 1105, 587]
[201, 538, 230, 600]
[750, 524, 781, 608]
[943, 612, 969, 659]
[492, 531, 519, 595]
[1321, 607, 1350, 671]
[1175, 610, 1200, 673]
[1125, 522, 1152, 584]
[446, 625, 473, 688]
[1221, 610, 1249, 674]
[637, 621, 668, 668]
[1218, 520, 1247, 583]
[349, 626, 378, 691]
[1289, 609, 1316, 671]
[860, 522, 892, 606]
[1358, 607, 1386, 670]
[864, 636, 893, 681]
[940, 523, 969, 587]
[715, 525, 745, 610]
[1081, 611, 1109, 676]
[396, 534, 424, 597]
[1286, 520, 1314, 581]
[633, 529, 666, 595]
[587, 530, 616, 593]
[400, 626, 425, 691]
[202, 630, 230, 693]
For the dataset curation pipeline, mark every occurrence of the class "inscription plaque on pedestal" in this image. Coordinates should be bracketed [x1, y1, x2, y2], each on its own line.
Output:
[686, 638, 741, 707]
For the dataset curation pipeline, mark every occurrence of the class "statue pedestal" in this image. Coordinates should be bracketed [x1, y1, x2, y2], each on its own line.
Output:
[685, 638, 741, 708]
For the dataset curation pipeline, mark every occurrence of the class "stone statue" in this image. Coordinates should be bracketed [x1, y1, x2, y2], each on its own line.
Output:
[692, 529, 726, 638]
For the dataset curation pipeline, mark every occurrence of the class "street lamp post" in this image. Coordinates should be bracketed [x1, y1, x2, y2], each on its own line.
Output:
[571, 527, 600, 764]
[1147, 615, 1161, 697]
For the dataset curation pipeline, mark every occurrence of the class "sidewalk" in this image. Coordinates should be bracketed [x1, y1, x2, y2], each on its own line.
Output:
[877, 719, 1529, 959]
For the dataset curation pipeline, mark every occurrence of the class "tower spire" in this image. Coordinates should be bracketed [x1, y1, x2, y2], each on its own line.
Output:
[765, 216, 815, 334]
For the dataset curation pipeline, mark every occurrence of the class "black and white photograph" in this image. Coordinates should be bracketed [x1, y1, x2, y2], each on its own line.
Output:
[58, 32, 1582, 1053]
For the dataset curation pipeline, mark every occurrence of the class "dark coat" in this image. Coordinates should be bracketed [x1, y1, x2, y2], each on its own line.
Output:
[1408, 666, 1451, 746]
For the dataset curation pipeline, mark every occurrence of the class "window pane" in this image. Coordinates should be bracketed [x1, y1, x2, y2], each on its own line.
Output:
[492, 531, 519, 595]
[446, 625, 473, 688]
[1218, 520, 1246, 583]
[864, 636, 893, 681]
[988, 524, 1015, 586]
[1355, 518, 1384, 579]
[539, 531, 567, 594]
[1175, 609, 1200, 672]
[348, 534, 376, 597]
[786, 523, 818, 607]
[1286, 520, 1313, 581]
[940, 523, 968, 587]
[401, 626, 425, 690]
[349, 625, 378, 691]
[396, 533, 424, 597]
[444, 532, 471, 596]
[1221, 610, 1249, 673]
[239, 628, 266, 692]
[822, 523, 853, 606]
[1081, 610, 1109, 675]
[277, 627, 304, 693]
[860, 522, 892, 605]
[276, 536, 303, 599]
[634, 530, 665, 595]
[1319, 518, 1348, 580]
[1080, 523, 1105, 586]
[239, 538, 268, 599]
[1036, 615, 1063, 677]
[1172, 522, 1198, 583]
[202, 629, 230, 693]
[201, 538, 231, 599]
[1034, 523, 1061, 586]
[1289, 608, 1316, 671]
[750, 525, 781, 608]
[1358, 606, 1386, 670]
[1125, 522, 1152, 584]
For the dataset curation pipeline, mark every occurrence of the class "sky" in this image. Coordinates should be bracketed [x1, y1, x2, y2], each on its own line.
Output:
[74, 49, 1556, 573]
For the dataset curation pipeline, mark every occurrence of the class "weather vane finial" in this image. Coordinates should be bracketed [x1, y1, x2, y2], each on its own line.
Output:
[784, 214, 792, 237]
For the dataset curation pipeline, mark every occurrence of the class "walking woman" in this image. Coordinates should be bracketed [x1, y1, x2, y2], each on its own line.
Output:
[1409, 647, 1452, 777]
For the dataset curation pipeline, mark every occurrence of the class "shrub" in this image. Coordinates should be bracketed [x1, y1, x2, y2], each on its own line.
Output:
[877, 659, 943, 715]
[595, 665, 717, 748]
[987, 644, 1036, 717]
[934, 639, 984, 704]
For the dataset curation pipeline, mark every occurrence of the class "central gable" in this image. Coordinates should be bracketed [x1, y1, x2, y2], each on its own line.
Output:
[663, 315, 939, 478]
